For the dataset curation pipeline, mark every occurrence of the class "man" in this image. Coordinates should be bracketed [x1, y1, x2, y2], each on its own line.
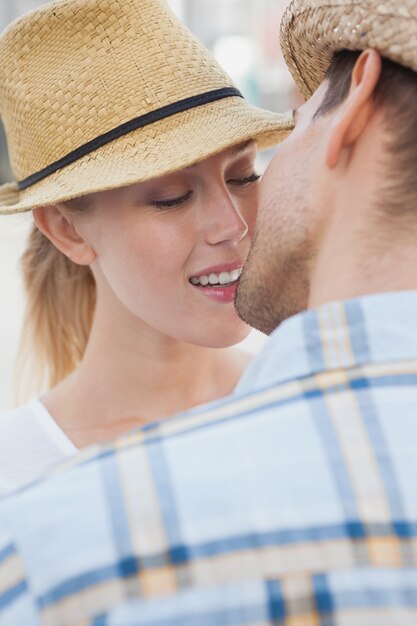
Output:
[2, 0, 417, 624]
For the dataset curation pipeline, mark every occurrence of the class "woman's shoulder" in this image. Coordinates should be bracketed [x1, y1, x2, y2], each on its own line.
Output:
[0, 399, 76, 497]
[0, 399, 53, 441]
[0, 401, 39, 450]
[0, 399, 38, 424]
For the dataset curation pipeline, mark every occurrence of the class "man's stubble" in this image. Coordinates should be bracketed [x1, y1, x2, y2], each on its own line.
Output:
[235, 175, 316, 335]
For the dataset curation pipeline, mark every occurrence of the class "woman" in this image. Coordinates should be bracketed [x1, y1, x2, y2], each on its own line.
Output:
[0, 0, 292, 494]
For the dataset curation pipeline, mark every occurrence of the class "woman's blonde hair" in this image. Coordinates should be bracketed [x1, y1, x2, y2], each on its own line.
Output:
[16, 218, 96, 401]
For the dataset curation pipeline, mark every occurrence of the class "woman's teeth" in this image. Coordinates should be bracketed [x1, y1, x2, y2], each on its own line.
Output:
[190, 268, 242, 287]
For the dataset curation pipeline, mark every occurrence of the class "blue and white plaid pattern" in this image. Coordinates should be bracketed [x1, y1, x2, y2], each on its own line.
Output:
[2, 291, 417, 626]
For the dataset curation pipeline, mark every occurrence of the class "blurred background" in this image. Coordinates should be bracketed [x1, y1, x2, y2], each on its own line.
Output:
[0, 0, 301, 411]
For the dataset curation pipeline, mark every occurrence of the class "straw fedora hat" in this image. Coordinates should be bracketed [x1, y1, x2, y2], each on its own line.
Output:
[281, 0, 417, 99]
[0, 0, 293, 215]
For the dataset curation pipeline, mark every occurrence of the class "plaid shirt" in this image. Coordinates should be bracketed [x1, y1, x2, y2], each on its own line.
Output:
[2, 291, 417, 626]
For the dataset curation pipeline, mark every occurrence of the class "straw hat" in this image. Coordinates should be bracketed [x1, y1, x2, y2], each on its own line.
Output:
[0, 0, 293, 215]
[281, 0, 417, 99]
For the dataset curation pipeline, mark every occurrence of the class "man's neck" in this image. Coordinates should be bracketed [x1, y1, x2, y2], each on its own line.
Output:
[308, 221, 417, 308]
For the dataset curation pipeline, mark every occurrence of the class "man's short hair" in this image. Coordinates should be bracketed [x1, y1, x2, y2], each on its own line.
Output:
[316, 50, 417, 216]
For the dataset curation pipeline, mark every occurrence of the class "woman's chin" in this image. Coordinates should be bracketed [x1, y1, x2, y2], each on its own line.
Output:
[185, 319, 252, 349]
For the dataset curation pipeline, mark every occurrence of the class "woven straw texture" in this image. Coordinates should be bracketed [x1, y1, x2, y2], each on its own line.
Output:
[0, 0, 293, 214]
[281, 0, 417, 99]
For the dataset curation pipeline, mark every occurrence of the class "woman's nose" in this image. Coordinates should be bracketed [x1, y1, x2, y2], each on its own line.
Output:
[204, 193, 250, 246]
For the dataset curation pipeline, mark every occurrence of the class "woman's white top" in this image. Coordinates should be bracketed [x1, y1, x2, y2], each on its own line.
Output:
[0, 398, 77, 497]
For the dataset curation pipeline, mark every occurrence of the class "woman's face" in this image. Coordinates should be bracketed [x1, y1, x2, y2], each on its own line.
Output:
[76, 141, 259, 347]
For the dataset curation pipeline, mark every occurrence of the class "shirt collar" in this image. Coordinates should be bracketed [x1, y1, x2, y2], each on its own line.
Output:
[236, 291, 417, 394]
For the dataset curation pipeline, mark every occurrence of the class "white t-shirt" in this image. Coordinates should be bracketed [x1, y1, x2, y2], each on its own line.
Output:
[0, 398, 77, 497]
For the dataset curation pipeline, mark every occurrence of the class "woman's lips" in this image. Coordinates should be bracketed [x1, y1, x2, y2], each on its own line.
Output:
[189, 265, 243, 286]
[191, 280, 239, 303]
[188, 262, 244, 304]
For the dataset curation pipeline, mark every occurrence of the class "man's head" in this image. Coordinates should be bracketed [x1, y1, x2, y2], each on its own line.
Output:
[236, 1, 417, 335]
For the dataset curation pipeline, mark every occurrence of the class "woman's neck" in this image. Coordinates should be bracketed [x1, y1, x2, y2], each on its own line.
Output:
[42, 309, 251, 448]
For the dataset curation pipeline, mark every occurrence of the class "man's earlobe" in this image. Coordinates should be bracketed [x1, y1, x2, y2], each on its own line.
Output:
[33, 205, 96, 266]
[326, 49, 382, 169]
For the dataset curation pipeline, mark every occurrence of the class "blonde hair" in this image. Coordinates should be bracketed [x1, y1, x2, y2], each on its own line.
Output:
[16, 221, 96, 401]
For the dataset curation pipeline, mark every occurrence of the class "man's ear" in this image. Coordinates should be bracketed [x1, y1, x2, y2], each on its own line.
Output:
[326, 49, 382, 169]
[33, 205, 96, 265]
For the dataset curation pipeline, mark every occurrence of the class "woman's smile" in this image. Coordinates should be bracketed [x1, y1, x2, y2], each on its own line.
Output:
[189, 261, 244, 303]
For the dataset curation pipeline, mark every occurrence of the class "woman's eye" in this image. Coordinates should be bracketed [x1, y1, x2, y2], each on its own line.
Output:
[228, 173, 261, 187]
[151, 190, 193, 209]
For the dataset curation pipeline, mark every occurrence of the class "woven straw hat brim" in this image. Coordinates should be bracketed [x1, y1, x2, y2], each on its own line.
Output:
[0, 97, 293, 214]
[280, 0, 417, 99]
